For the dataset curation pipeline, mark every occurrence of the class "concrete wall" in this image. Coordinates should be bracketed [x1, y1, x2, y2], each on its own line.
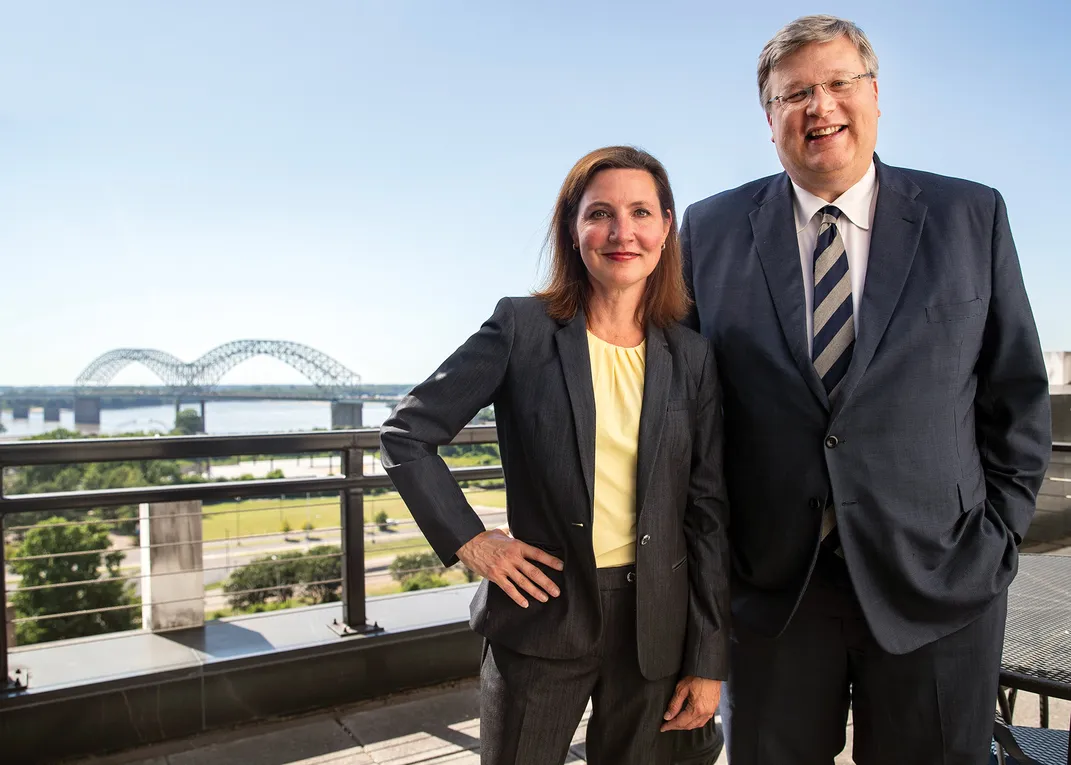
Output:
[73, 396, 101, 425]
[331, 401, 363, 429]
[139, 500, 204, 632]
[1047, 352, 1071, 386]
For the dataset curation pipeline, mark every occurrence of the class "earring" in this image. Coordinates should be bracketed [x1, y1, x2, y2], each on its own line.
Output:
[573, 243, 579, 251]
[661, 242, 666, 251]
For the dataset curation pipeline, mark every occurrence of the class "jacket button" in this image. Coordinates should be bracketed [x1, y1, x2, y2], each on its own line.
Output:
[809, 497, 821, 511]
[825, 435, 839, 449]
[640, 534, 651, 546]
[626, 571, 636, 583]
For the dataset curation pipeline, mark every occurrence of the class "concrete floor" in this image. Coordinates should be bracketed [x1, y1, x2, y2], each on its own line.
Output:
[68, 678, 1069, 765]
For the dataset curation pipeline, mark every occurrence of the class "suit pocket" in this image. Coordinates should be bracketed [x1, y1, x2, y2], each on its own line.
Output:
[671, 554, 687, 571]
[524, 539, 563, 555]
[957, 468, 987, 513]
[926, 298, 983, 323]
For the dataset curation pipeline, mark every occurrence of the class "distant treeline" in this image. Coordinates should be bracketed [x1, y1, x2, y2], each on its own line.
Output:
[0, 383, 416, 409]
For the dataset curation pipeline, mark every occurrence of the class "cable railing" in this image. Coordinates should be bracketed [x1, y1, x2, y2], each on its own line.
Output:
[0, 425, 501, 692]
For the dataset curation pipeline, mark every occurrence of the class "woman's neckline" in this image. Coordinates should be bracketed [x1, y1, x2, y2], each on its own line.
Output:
[586, 328, 646, 350]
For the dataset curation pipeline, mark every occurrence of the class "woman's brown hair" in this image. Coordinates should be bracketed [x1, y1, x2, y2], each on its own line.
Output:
[534, 145, 690, 328]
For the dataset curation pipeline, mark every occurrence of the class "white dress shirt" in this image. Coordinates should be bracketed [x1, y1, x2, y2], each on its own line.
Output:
[792, 162, 879, 357]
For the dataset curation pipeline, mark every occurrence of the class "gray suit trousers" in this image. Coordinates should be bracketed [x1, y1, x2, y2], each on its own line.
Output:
[479, 566, 678, 765]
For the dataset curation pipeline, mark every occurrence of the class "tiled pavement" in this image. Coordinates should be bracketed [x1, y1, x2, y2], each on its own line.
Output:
[71, 679, 1069, 765]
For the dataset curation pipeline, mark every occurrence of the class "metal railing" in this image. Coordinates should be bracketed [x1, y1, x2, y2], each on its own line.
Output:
[0, 425, 502, 691]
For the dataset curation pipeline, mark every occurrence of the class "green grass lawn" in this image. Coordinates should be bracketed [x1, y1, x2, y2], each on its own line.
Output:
[200, 488, 506, 542]
[364, 535, 438, 555]
[365, 566, 476, 597]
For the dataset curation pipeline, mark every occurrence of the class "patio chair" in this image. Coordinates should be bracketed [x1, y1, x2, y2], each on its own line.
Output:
[992, 713, 1070, 765]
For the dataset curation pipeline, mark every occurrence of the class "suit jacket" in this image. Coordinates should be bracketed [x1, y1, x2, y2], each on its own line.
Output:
[380, 296, 730, 680]
[680, 156, 1051, 655]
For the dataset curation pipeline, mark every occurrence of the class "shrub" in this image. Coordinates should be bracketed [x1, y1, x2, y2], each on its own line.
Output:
[401, 572, 449, 591]
[388, 551, 444, 582]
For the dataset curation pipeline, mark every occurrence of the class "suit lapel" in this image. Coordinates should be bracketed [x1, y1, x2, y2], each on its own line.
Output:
[831, 160, 926, 417]
[635, 324, 670, 519]
[555, 311, 596, 516]
[750, 174, 830, 411]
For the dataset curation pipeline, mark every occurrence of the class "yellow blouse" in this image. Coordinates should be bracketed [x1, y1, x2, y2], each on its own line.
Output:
[587, 330, 645, 568]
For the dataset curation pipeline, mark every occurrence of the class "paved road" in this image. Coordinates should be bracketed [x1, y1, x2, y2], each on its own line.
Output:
[5, 508, 506, 596]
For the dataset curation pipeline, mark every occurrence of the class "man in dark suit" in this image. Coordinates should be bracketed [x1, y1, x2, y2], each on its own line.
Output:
[679, 14, 1051, 765]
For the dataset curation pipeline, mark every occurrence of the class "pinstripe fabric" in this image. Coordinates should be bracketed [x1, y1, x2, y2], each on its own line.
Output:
[812, 205, 854, 396]
[380, 296, 732, 762]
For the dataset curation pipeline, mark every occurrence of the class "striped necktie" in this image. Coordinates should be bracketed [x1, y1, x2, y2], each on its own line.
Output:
[812, 205, 854, 396]
[813, 205, 853, 555]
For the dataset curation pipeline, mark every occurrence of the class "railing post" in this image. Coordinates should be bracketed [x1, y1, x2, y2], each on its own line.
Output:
[1, 529, 9, 687]
[1, 519, 27, 691]
[331, 444, 379, 636]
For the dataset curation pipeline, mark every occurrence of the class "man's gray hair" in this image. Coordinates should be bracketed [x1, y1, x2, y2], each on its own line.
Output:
[758, 15, 879, 110]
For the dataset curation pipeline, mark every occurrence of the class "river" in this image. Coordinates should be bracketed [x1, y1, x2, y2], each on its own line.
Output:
[0, 400, 394, 438]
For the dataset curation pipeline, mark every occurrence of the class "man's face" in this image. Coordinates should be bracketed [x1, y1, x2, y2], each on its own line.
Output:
[765, 35, 880, 200]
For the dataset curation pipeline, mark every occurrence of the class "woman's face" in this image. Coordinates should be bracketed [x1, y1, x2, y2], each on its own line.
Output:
[574, 168, 670, 299]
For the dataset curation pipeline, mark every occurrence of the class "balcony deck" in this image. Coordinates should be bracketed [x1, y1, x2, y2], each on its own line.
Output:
[4, 430, 1071, 764]
[60, 679, 1071, 765]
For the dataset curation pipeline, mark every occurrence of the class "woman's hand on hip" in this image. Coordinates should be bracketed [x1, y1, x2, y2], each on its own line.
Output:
[456, 529, 564, 608]
[660, 677, 722, 732]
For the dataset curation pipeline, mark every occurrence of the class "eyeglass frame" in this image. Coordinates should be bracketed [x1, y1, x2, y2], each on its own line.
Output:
[765, 72, 876, 110]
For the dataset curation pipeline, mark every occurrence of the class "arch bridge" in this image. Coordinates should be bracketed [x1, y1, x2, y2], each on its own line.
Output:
[70, 341, 364, 430]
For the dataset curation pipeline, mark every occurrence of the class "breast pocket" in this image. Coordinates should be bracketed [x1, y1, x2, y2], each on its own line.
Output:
[663, 399, 696, 472]
[926, 298, 984, 323]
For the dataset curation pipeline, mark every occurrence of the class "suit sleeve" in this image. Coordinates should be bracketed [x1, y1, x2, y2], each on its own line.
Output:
[379, 297, 515, 565]
[975, 189, 1051, 543]
[680, 205, 701, 332]
[681, 339, 731, 679]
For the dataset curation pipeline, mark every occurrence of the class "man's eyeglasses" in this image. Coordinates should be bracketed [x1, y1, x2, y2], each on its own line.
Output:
[766, 72, 875, 110]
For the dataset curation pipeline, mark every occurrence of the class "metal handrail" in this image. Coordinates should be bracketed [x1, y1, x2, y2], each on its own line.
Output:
[0, 424, 502, 691]
[0, 424, 497, 466]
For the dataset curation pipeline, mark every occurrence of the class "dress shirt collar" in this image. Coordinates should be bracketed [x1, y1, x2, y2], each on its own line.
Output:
[791, 161, 877, 234]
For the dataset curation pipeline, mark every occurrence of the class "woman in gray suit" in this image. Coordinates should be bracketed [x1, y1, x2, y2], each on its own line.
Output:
[379, 146, 729, 765]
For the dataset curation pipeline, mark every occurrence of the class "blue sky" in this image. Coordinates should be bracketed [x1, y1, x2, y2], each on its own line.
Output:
[2, 0, 1068, 386]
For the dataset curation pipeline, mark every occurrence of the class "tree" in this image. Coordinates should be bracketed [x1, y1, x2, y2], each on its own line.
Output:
[5, 431, 185, 535]
[222, 547, 342, 610]
[301, 545, 342, 603]
[172, 409, 204, 435]
[388, 550, 444, 583]
[9, 518, 140, 645]
[223, 551, 304, 610]
[373, 509, 390, 531]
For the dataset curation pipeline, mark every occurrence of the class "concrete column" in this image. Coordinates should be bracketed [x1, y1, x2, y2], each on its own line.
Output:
[331, 400, 364, 429]
[199, 400, 207, 433]
[73, 396, 101, 425]
[139, 500, 204, 632]
[43, 402, 61, 421]
[1046, 352, 1071, 385]
[11, 403, 29, 419]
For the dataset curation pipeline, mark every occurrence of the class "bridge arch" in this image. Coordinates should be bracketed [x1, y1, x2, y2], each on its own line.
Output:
[76, 349, 192, 388]
[75, 341, 360, 393]
[191, 340, 360, 390]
